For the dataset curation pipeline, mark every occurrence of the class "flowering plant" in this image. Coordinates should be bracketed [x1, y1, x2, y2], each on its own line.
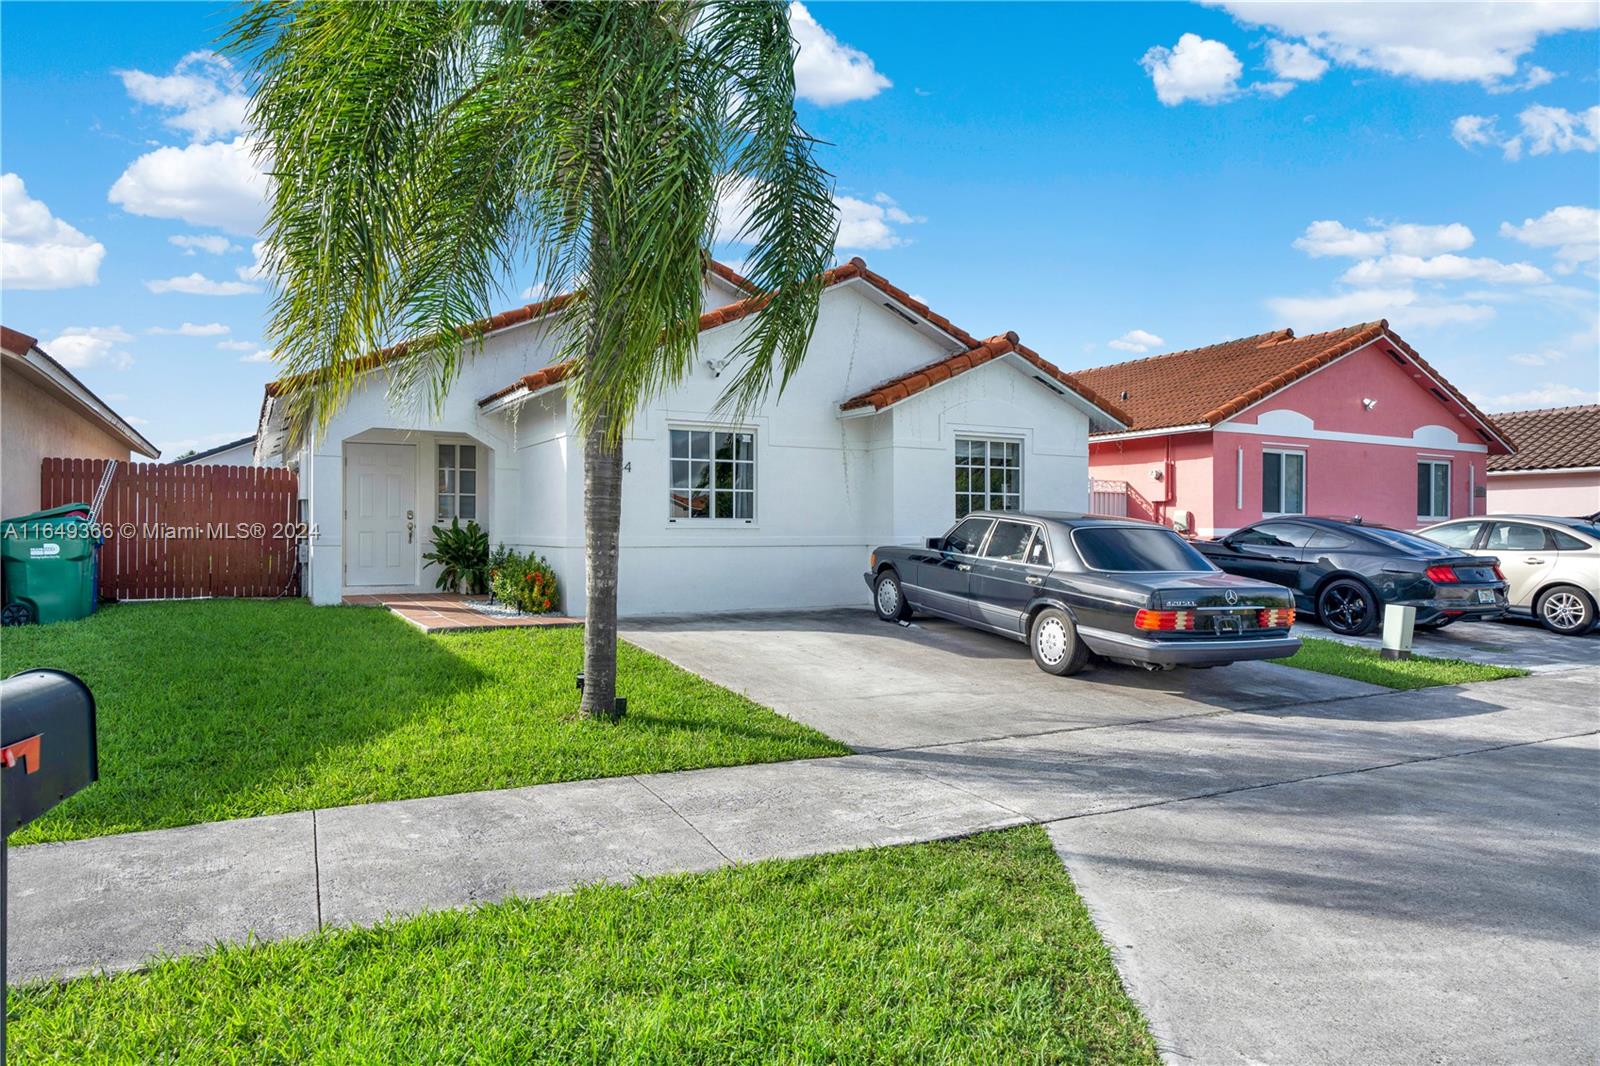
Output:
[488, 545, 561, 614]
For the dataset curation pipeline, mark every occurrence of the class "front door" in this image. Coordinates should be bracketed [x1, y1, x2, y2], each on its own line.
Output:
[344, 443, 418, 586]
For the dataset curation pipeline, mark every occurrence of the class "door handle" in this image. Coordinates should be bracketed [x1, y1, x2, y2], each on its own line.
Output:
[1026, 575, 1043, 585]
[1525, 557, 1544, 564]
[1271, 555, 1297, 562]
[957, 563, 972, 572]
[408, 521, 415, 544]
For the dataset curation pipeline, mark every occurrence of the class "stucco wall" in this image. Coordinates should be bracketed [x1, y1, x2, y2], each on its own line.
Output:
[2, 369, 132, 516]
[1087, 432, 1213, 532]
[1486, 471, 1600, 516]
[297, 277, 1097, 614]
[1088, 341, 1495, 535]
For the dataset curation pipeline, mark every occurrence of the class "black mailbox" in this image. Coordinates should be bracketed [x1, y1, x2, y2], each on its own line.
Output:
[2, 669, 98, 835]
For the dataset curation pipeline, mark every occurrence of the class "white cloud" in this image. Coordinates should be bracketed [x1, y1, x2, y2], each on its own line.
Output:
[125, 414, 150, 427]
[1499, 205, 1600, 272]
[235, 240, 272, 282]
[168, 234, 234, 255]
[1339, 253, 1548, 286]
[1453, 104, 1599, 160]
[1140, 33, 1243, 105]
[1265, 39, 1328, 81]
[216, 339, 257, 352]
[1108, 329, 1166, 353]
[145, 272, 260, 296]
[1217, 2, 1597, 88]
[1507, 349, 1564, 367]
[834, 192, 924, 250]
[0, 173, 105, 290]
[1452, 114, 1501, 150]
[519, 281, 550, 301]
[717, 178, 922, 251]
[108, 136, 268, 236]
[147, 322, 230, 336]
[116, 51, 249, 143]
[1293, 219, 1475, 258]
[788, 2, 891, 106]
[1516, 103, 1600, 156]
[1478, 383, 1600, 410]
[239, 348, 276, 364]
[1486, 64, 1557, 94]
[1267, 288, 1493, 331]
[42, 326, 135, 371]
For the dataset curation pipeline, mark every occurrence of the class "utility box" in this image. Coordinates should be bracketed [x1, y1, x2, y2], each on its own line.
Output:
[2, 669, 98, 834]
[1381, 604, 1416, 661]
[0, 503, 98, 625]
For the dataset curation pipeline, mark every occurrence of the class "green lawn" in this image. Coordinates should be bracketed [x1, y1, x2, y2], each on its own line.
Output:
[1274, 635, 1528, 689]
[0, 600, 846, 845]
[8, 826, 1157, 1065]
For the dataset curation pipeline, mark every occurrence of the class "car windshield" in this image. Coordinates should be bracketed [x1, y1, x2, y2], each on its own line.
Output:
[1357, 526, 1453, 554]
[1074, 527, 1215, 572]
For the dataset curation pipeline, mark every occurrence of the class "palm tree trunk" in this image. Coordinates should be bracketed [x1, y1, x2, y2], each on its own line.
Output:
[579, 409, 623, 718]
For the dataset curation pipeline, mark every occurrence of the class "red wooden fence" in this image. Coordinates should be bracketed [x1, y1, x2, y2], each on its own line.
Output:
[41, 459, 301, 600]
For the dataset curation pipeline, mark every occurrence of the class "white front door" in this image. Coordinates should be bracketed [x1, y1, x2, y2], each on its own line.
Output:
[344, 443, 417, 586]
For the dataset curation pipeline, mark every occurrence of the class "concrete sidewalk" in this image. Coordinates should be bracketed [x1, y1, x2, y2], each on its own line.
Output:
[10, 667, 1595, 995]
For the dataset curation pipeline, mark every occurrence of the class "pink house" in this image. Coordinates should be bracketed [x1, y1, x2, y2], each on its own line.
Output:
[1485, 405, 1600, 517]
[1077, 321, 1515, 536]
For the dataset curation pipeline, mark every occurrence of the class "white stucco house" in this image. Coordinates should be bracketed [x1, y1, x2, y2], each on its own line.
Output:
[255, 259, 1129, 615]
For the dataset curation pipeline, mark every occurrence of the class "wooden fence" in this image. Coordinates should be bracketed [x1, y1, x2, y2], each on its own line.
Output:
[41, 458, 301, 600]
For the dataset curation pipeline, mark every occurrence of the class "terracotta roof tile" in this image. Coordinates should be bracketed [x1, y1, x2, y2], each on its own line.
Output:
[1, 325, 39, 355]
[477, 360, 575, 406]
[1485, 405, 1600, 472]
[838, 330, 1132, 427]
[1075, 320, 1511, 452]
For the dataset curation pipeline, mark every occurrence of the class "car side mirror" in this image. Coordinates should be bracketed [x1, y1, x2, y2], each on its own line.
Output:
[925, 536, 945, 551]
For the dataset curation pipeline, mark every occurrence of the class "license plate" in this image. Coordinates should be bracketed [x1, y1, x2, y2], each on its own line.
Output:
[1214, 615, 1242, 634]
[1476, 589, 1496, 603]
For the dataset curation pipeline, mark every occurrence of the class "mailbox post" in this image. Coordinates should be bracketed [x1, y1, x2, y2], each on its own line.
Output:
[2, 668, 98, 1060]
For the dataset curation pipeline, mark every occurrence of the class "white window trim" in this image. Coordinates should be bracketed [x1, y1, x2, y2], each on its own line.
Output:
[1418, 458, 1451, 524]
[955, 435, 1025, 519]
[666, 423, 757, 526]
[1261, 447, 1307, 517]
[435, 439, 480, 524]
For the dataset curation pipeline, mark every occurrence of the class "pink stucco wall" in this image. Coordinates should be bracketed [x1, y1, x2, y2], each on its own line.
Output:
[1487, 471, 1600, 516]
[1088, 341, 1501, 534]
[1088, 431, 1213, 532]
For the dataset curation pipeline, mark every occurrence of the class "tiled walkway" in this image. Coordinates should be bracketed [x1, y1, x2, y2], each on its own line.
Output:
[342, 592, 580, 632]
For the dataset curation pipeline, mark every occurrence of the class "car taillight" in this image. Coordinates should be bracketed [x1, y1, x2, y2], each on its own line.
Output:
[1425, 565, 1459, 584]
[1492, 564, 1506, 581]
[1257, 608, 1295, 628]
[1134, 609, 1195, 631]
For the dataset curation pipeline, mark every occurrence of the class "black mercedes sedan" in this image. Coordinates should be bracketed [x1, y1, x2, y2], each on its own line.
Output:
[1194, 516, 1509, 636]
[865, 512, 1299, 676]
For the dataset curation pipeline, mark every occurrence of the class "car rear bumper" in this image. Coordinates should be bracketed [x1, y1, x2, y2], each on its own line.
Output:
[1076, 625, 1301, 667]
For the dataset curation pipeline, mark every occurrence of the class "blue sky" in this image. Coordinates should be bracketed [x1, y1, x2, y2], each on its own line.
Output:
[3, 2, 1596, 457]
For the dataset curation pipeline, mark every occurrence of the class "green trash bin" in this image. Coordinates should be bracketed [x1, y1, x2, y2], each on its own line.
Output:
[1, 502, 98, 625]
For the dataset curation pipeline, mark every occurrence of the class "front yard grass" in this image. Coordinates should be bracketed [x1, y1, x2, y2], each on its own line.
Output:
[1274, 635, 1528, 689]
[8, 825, 1158, 1065]
[0, 600, 846, 845]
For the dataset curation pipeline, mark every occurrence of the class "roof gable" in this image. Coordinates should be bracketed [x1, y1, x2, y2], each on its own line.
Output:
[1076, 320, 1511, 452]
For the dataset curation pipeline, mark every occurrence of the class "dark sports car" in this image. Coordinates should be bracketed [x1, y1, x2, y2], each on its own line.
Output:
[1194, 516, 1509, 636]
[865, 512, 1299, 676]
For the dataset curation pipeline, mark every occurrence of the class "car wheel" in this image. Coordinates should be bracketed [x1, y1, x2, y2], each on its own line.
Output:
[873, 570, 912, 623]
[1317, 579, 1378, 636]
[1030, 607, 1089, 676]
[1534, 585, 1595, 635]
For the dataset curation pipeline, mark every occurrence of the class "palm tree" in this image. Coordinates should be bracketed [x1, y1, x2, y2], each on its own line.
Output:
[231, 1, 837, 717]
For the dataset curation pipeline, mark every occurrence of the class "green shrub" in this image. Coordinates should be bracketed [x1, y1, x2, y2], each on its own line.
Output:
[488, 545, 562, 614]
[421, 519, 490, 593]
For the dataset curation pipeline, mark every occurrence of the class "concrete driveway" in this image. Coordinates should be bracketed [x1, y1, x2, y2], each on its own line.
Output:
[626, 608, 1600, 1064]
[626, 608, 1378, 751]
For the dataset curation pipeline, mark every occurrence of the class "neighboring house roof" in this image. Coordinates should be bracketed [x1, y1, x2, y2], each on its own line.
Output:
[2, 323, 161, 459]
[1484, 405, 1600, 473]
[1074, 320, 1513, 453]
[476, 258, 1128, 431]
[173, 435, 257, 465]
